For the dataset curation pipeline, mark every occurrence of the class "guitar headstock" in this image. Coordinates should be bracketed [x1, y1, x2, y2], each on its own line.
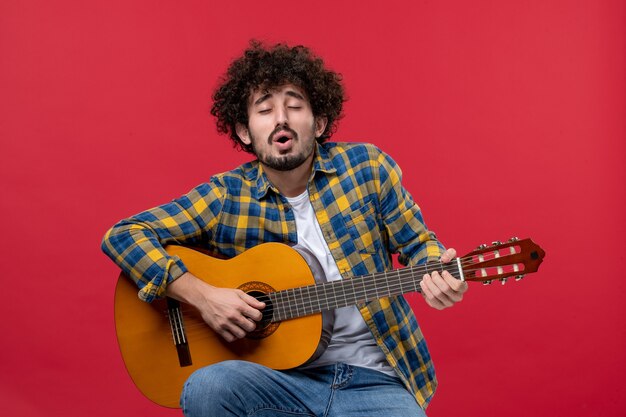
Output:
[460, 237, 545, 285]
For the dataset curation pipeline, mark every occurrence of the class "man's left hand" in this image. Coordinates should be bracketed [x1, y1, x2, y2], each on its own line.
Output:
[420, 248, 468, 310]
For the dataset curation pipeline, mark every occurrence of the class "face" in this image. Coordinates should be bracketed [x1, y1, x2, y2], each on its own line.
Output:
[236, 84, 327, 172]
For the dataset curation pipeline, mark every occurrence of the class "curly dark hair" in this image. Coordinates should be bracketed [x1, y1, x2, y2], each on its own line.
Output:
[211, 41, 345, 153]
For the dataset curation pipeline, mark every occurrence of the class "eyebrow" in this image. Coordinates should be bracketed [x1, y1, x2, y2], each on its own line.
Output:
[253, 89, 306, 106]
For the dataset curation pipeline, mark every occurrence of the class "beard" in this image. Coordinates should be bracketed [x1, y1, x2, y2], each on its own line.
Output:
[250, 124, 317, 172]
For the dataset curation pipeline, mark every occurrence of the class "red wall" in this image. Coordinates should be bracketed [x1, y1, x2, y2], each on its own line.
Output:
[2, 1, 624, 416]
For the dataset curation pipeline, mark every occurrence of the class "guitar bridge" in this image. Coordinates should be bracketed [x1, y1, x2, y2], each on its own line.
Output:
[167, 298, 192, 367]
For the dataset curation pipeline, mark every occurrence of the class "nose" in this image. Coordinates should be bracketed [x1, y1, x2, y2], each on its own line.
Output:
[274, 105, 288, 125]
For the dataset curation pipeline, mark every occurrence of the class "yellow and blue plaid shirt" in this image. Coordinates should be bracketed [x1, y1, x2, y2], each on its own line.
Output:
[102, 141, 445, 408]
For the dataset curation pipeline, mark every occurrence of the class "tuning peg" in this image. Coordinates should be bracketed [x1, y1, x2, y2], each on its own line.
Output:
[492, 241, 502, 246]
[483, 280, 493, 285]
[509, 237, 520, 242]
[500, 278, 508, 285]
[477, 243, 488, 250]
[515, 274, 525, 281]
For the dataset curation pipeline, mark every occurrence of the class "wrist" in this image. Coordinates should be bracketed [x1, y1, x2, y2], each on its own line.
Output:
[166, 272, 212, 307]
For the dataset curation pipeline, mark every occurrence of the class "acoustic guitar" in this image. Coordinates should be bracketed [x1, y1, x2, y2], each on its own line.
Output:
[114, 237, 544, 407]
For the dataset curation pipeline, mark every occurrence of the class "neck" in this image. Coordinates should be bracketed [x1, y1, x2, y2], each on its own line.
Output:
[263, 153, 314, 197]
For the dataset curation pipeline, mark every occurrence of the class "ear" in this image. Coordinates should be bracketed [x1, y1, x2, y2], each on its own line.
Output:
[235, 123, 251, 145]
[314, 116, 328, 138]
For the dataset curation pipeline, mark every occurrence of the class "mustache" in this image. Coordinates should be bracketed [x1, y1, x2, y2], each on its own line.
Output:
[268, 125, 298, 143]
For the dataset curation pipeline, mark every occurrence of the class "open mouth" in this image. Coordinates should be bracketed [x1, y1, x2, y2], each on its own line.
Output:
[272, 131, 294, 144]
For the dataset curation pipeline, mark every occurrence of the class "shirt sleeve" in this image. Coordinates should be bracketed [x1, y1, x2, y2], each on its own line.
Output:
[374, 148, 446, 266]
[101, 178, 226, 302]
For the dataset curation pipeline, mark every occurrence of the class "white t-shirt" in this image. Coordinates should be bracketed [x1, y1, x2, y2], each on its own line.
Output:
[285, 190, 396, 376]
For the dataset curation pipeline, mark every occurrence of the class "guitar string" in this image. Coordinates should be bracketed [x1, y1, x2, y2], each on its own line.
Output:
[171, 270, 467, 334]
[168, 251, 523, 323]
[170, 262, 517, 322]
[171, 265, 511, 333]
[170, 268, 465, 338]
[165, 251, 526, 332]
[173, 265, 522, 335]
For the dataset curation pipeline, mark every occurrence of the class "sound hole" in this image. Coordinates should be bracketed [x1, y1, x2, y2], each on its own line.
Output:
[249, 290, 273, 327]
[237, 282, 280, 339]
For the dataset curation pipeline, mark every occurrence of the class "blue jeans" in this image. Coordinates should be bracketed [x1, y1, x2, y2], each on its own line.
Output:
[181, 361, 427, 417]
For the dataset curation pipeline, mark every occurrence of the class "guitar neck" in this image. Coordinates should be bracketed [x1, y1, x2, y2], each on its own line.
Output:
[269, 260, 462, 322]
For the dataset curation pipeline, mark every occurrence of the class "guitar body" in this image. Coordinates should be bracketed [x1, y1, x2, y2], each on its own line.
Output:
[114, 243, 324, 408]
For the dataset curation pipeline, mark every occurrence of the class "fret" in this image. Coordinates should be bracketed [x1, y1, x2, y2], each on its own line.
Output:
[276, 289, 285, 321]
[298, 286, 307, 317]
[312, 283, 320, 313]
[302, 285, 315, 316]
[337, 280, 348, 308]
[379, 272, 392, 297]
[388, 270, 398, 297]
[322, 282, 331, 311]
[377, 272, 386, 298]
[292, 287, 301, 318]
[354, 276, 364, 304]
[304, 285, 313, 316]
[285, 288, 296, 320]
[272, 291, 283, 322]
[299, 287, 307, 317]
[373, 273, 379, 299]
[351, 278, 358, 305]
[298, 286, 312, 318]
[330, 280, 338, 309]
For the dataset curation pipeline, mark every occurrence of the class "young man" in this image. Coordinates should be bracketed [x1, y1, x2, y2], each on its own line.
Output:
[102, 41, 467, 417]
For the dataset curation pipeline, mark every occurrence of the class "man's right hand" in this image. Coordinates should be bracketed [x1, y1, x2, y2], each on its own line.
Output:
[166, 272, 266, 342]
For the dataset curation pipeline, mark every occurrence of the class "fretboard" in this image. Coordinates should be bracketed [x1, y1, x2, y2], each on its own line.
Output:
[269, 260, 462, 322]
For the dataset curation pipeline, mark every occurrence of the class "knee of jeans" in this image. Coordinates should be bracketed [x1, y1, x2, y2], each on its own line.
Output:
[181, 361, 247, 414]
[183, 360, 262, 398]
[185, 361, 239, 393]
